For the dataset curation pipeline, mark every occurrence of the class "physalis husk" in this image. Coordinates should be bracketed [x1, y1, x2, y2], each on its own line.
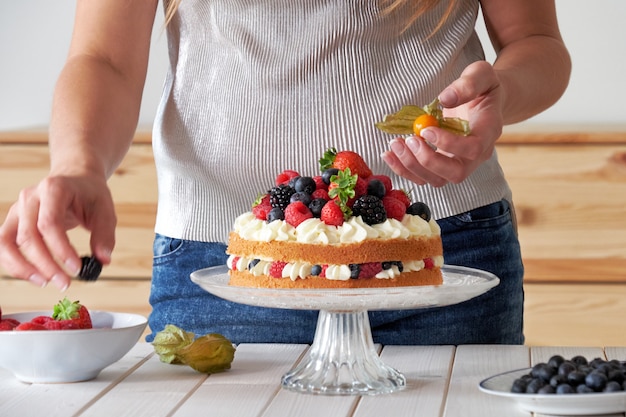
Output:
[375, 98, 470, 136]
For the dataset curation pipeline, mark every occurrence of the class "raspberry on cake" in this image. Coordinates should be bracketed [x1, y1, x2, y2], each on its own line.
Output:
[226, 148, 444, 289]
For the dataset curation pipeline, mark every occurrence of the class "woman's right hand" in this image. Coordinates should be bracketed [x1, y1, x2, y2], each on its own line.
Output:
[0, 0, 160, 291]
[0, 174, 116, 291]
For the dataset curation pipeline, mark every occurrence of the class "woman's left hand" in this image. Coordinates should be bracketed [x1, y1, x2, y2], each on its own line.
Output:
[382, 60, 504, 188]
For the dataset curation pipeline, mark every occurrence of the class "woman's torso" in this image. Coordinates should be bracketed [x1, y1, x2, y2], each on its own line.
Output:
[152, 0, 511, 242]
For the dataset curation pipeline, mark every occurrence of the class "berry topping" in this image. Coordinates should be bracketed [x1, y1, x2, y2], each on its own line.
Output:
[327, 168, 357, 218]
[320, 200, 344, 226]
[321, 168, 340, 185]
[352, 195, 387, 225]
[284, 201, 313, 227]
[290, 191, 312, 206]
[269, 184, 295, 210]
[293, 176, 317, 194]
[319, 148, 373, 178]
[308, 198, 328, 218]
[406, 202, 432, 222]
[366, 178, 386, 199]
[252, 194, 272, 220]
[313, 175, 327, 191]
[382, 196, 406, 221]
[385, 189, 411, 208]
[288, 176, 300, 188]
[370, 175, 393, 195]
[247, 149, 435, 235]
[275, 170, 300, 186]
[310, 188, 330, 201]
[267, 207, 285, 222]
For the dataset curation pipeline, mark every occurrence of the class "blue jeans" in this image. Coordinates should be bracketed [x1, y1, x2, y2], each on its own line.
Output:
[147, 199, 524, 345]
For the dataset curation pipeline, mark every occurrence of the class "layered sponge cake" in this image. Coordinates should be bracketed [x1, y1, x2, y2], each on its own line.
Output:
[226, 148, 443, 289]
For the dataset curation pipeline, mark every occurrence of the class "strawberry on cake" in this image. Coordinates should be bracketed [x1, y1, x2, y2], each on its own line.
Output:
[226, 148, 444, 289]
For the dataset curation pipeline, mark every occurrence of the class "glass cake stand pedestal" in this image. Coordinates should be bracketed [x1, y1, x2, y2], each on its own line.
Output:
[191, 265, 499, 396]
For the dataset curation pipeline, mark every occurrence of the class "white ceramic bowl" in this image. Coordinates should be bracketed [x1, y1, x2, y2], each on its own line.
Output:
[0, 310, 147, 383]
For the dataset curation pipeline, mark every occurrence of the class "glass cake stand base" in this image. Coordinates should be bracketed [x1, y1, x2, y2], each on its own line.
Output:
[281, 310, 405, 395]
[190, 265, 499, 396]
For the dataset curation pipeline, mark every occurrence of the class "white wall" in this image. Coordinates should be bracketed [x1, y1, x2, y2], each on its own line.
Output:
[1, 0, 624, 131]
[478, 0, 626, 127]
[0, 1, 167, 131]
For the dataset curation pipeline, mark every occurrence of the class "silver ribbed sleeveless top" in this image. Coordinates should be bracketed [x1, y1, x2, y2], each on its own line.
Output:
[152, 0, 511, 242]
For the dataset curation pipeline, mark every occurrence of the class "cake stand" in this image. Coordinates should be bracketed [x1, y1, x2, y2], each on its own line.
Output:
[190, 265, 499, 396]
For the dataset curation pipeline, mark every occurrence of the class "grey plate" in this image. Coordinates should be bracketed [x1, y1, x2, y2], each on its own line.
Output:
[479, 368, 626, 415]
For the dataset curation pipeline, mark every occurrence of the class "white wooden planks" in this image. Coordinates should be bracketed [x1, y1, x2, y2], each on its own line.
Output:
[0, 342, 154, 417]
[173, 344, 308, 416]
[444, 345, 531, 417]
[352, 345, 455, 417]
[2, 343, 626, 417]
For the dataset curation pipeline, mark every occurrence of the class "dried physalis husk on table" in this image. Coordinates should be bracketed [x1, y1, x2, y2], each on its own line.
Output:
[152, 324, 235, 373]
[177, 333, 236, 374]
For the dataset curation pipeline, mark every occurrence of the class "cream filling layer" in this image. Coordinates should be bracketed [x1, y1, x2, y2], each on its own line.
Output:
[233, 212, 440, 244]
[227, 254, 444, 281]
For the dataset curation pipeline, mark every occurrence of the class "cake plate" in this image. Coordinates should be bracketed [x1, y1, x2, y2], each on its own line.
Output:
[190, 265, 499, 396]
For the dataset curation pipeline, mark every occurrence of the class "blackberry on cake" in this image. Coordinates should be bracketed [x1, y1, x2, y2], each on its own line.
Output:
[269, 184, 295, 210]
[226, 148, 444, 289]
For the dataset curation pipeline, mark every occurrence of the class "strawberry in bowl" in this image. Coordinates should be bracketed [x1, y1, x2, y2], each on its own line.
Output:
[8, 297, 93, 331]
[0, 298, 147, 383]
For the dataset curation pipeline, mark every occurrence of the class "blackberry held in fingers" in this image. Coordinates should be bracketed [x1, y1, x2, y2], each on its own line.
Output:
[407, 202, 432, 222]
[78, 256, 103, 281]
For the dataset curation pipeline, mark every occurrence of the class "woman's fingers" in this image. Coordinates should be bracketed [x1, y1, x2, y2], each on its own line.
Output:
[0, 203, 50, 287]
[0, 175, 118, 291]
[383, 133, 493, 187]
[439, 61, 499, 110]
[14, 184, 74, 290]
[383, 138, 449, 187]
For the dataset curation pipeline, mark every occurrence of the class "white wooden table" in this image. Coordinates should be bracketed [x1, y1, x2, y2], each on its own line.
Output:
[1, 343, 625, 417]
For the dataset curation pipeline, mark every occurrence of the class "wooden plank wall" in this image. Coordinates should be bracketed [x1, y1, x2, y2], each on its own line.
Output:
[497, 128, 626, 346]
[1, 128, 625, 346]
[498, 128, 626, 283]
